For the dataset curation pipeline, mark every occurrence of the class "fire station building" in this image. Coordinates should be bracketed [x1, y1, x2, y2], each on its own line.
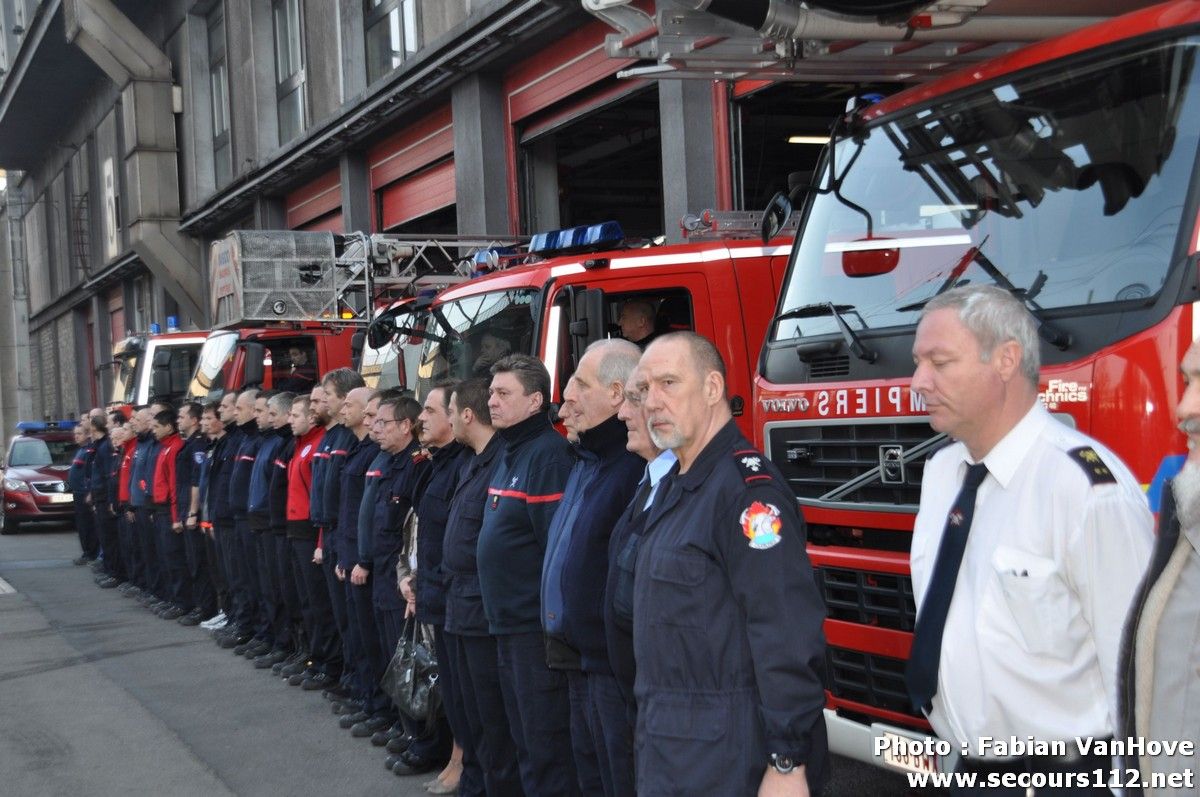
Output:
[0, 0, 861, 427]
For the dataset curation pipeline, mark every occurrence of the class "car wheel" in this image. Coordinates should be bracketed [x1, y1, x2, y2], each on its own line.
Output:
[0, 506, 16, 535]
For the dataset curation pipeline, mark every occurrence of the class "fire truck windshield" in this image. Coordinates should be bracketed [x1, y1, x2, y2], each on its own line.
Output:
[416, 288, 538, 398]
[187, 331, 239, 402]
[113, 350, 139, 406]
[773, 36, 1200, 344]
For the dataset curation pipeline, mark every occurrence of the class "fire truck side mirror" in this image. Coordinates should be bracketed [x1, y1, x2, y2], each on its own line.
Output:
[842, 239, 900, 278]
[242, 342, 266, 388]
[760, 192, 793, 243]
[351, 331, 365, 372]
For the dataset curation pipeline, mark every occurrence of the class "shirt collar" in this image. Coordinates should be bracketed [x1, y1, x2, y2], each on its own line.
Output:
[959, 401, 1047, 489]
[646, 449, 677, 486]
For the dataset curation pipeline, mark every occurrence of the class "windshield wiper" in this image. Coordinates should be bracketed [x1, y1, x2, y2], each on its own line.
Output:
[896, 245, 1071, 351]
[776, 303, 877, 364]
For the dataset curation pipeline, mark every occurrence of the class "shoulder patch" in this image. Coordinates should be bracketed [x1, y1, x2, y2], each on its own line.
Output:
[733, 448, 773, 484]
[740, 500, 782, 549]
[1066, 446, 1117, 485]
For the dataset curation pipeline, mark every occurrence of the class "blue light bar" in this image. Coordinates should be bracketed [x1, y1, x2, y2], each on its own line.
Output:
[149, 322, 162, 334]
[16, 420, 78, 432]
[529, 222, 624, 256]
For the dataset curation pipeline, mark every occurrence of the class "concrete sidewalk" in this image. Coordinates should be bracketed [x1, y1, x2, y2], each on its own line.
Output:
[0, 529, 429, 796]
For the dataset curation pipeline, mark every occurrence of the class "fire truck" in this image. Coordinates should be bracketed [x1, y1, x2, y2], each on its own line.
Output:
[745, 2, 1200, 777]
[383, 214, 796, 430]
[108, 324, 207, 410]
[191, 231, 510, 402]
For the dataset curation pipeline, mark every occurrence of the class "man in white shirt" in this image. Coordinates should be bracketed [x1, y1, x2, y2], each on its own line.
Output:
[908, 285, 1153, 795]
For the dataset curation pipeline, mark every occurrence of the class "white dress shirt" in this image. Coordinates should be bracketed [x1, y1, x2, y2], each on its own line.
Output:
[911, 402, 1153, 756]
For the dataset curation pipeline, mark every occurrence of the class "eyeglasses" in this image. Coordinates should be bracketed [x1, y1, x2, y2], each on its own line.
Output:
[373, 418, 401, 427]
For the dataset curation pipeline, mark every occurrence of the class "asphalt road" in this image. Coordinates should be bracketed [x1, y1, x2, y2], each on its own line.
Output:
[0, 525, 925, 796]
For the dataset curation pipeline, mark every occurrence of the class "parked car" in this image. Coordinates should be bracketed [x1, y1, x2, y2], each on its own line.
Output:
[1, 421, 77, 535]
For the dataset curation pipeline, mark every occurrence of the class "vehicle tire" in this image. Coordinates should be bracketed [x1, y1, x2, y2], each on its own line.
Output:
[0, 507, 16, 535]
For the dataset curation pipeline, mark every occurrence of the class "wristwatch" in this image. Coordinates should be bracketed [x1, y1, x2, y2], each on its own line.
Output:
[769, 754, 796, 774]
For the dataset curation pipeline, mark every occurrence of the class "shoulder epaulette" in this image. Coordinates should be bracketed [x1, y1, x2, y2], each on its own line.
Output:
[1066, 446, 1117, 486]
[733, 448, 774, 485]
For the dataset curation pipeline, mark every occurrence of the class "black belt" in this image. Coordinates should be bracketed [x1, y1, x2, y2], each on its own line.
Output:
[959, 738, 1112, 775]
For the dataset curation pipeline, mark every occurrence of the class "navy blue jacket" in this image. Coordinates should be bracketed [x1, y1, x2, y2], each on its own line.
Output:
[316, 424, 355, 532]
[443, 433, 506, 636]
[175, 432, 205, 519]
[68, 445, 90, 494]
[477, 412, 575, 635]
[248, 427, 286, 526]
[130, 434, 159, 508]
[268, 435, 294, 532]
[89, 436, 113, 503]
[371, 440, 428, 612]
[335, 434, 379, 568]
[228, 421, 261, 519]
[210, 427, 241, 522]
[413, 441, 467, 626]
[357, 448, 394, 569]
[542, 415, 643, 673]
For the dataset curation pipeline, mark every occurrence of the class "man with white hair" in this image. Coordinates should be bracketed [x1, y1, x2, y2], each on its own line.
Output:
[1119, 340, 1200, 796]
[908, 285, 1153, 795]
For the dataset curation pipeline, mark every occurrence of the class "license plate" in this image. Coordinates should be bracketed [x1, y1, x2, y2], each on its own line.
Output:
[880, 730, 940, 776]
[48, 493, 73, 504]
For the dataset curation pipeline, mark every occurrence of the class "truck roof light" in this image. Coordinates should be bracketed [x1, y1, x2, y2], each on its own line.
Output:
[16, 420, 78, 432]
[149, 322, 161, 334]
[166, 315, 180, 333]
[529, 222, 624, 257]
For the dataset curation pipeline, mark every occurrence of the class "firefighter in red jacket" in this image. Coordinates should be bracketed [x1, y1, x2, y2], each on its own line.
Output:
[151, 409, 187, 620]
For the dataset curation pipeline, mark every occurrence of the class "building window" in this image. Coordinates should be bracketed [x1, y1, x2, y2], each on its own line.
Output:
[364, 0, 419, 84]
[208, 5, 232, 186]
[273, 0, 305, 143]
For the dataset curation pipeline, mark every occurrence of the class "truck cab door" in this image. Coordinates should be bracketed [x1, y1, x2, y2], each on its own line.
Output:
[568, 287, 606, 367]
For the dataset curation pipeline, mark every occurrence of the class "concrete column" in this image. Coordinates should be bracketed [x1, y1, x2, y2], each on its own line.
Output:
[0, 192, 34, 446]
[337, 0, 366, 102]
[658, 81, 719, 243]
[525, 137, 560, 233]
[340, 150, 371, 234]
[452, 73, 512, 236]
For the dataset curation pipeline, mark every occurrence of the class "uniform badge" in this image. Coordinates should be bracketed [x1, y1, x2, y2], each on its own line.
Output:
[948, 509, 964, 526]
[740, 456, 762, 472]
[740, 501, 782, 550]
[1066, 446, 1117, 485]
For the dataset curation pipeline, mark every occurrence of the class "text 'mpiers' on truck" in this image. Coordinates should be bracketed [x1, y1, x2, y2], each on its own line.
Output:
[385, 213, 798, 431]
[746, 1, 1200, 778]
[195, 231, 518, 403]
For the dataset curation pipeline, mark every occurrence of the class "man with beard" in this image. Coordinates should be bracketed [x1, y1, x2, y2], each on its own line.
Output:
[1120, 339, 1200, 795]
[908, 286, 1152, 796]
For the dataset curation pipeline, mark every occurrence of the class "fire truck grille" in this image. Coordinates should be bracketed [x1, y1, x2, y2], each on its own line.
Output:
[766, 420, 946, 509]
[818, 567, 916, 631]
[825, 646, 916, 717]
[806, 355, 850, 379]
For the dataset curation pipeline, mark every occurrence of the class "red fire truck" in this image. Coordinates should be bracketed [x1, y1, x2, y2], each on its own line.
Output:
[108, 326, 207, 410]
[753, 2, 1200, 776]
[396, 214, 795, 427]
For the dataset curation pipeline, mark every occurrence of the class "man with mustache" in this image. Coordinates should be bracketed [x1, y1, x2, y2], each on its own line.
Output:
[1120, 339, 1200, 795]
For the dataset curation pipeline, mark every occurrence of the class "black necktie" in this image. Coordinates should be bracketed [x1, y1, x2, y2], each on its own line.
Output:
[631, 477, 653, 516]
[906, 462, 989, 713]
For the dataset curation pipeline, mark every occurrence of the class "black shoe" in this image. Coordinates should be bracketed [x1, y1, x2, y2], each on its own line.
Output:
[274, 650, 304, 675]
[177, 608, 204, 626]
[300, 672, 334, 691]
[338, 710, 369, 730]
[280, 657, 309, 678]
[89, 559, 104, 572]
[98, 576, 120, 589]
[330, 699, 361, 716]
[254, 649, 289, 669]
[73, 556, 89, 566]
[288, 667, 317, 686]
[371, 723, 406, 747]
[244, 640, 271, 658]
[322, 683, 352, 702]
[385, 733, 414, 755]
[392, 751, 439, 776]
[218, 631, 252, 650]
[233, 639, 257, 656]
[160, 605, 186, 621]
[351, 714, 393, 738]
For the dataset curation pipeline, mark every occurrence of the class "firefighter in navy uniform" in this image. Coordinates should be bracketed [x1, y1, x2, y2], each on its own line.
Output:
[632, 332, 828, 797]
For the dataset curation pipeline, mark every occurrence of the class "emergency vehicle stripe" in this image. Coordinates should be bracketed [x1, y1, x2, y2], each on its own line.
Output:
[486, 488, 564, 504]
